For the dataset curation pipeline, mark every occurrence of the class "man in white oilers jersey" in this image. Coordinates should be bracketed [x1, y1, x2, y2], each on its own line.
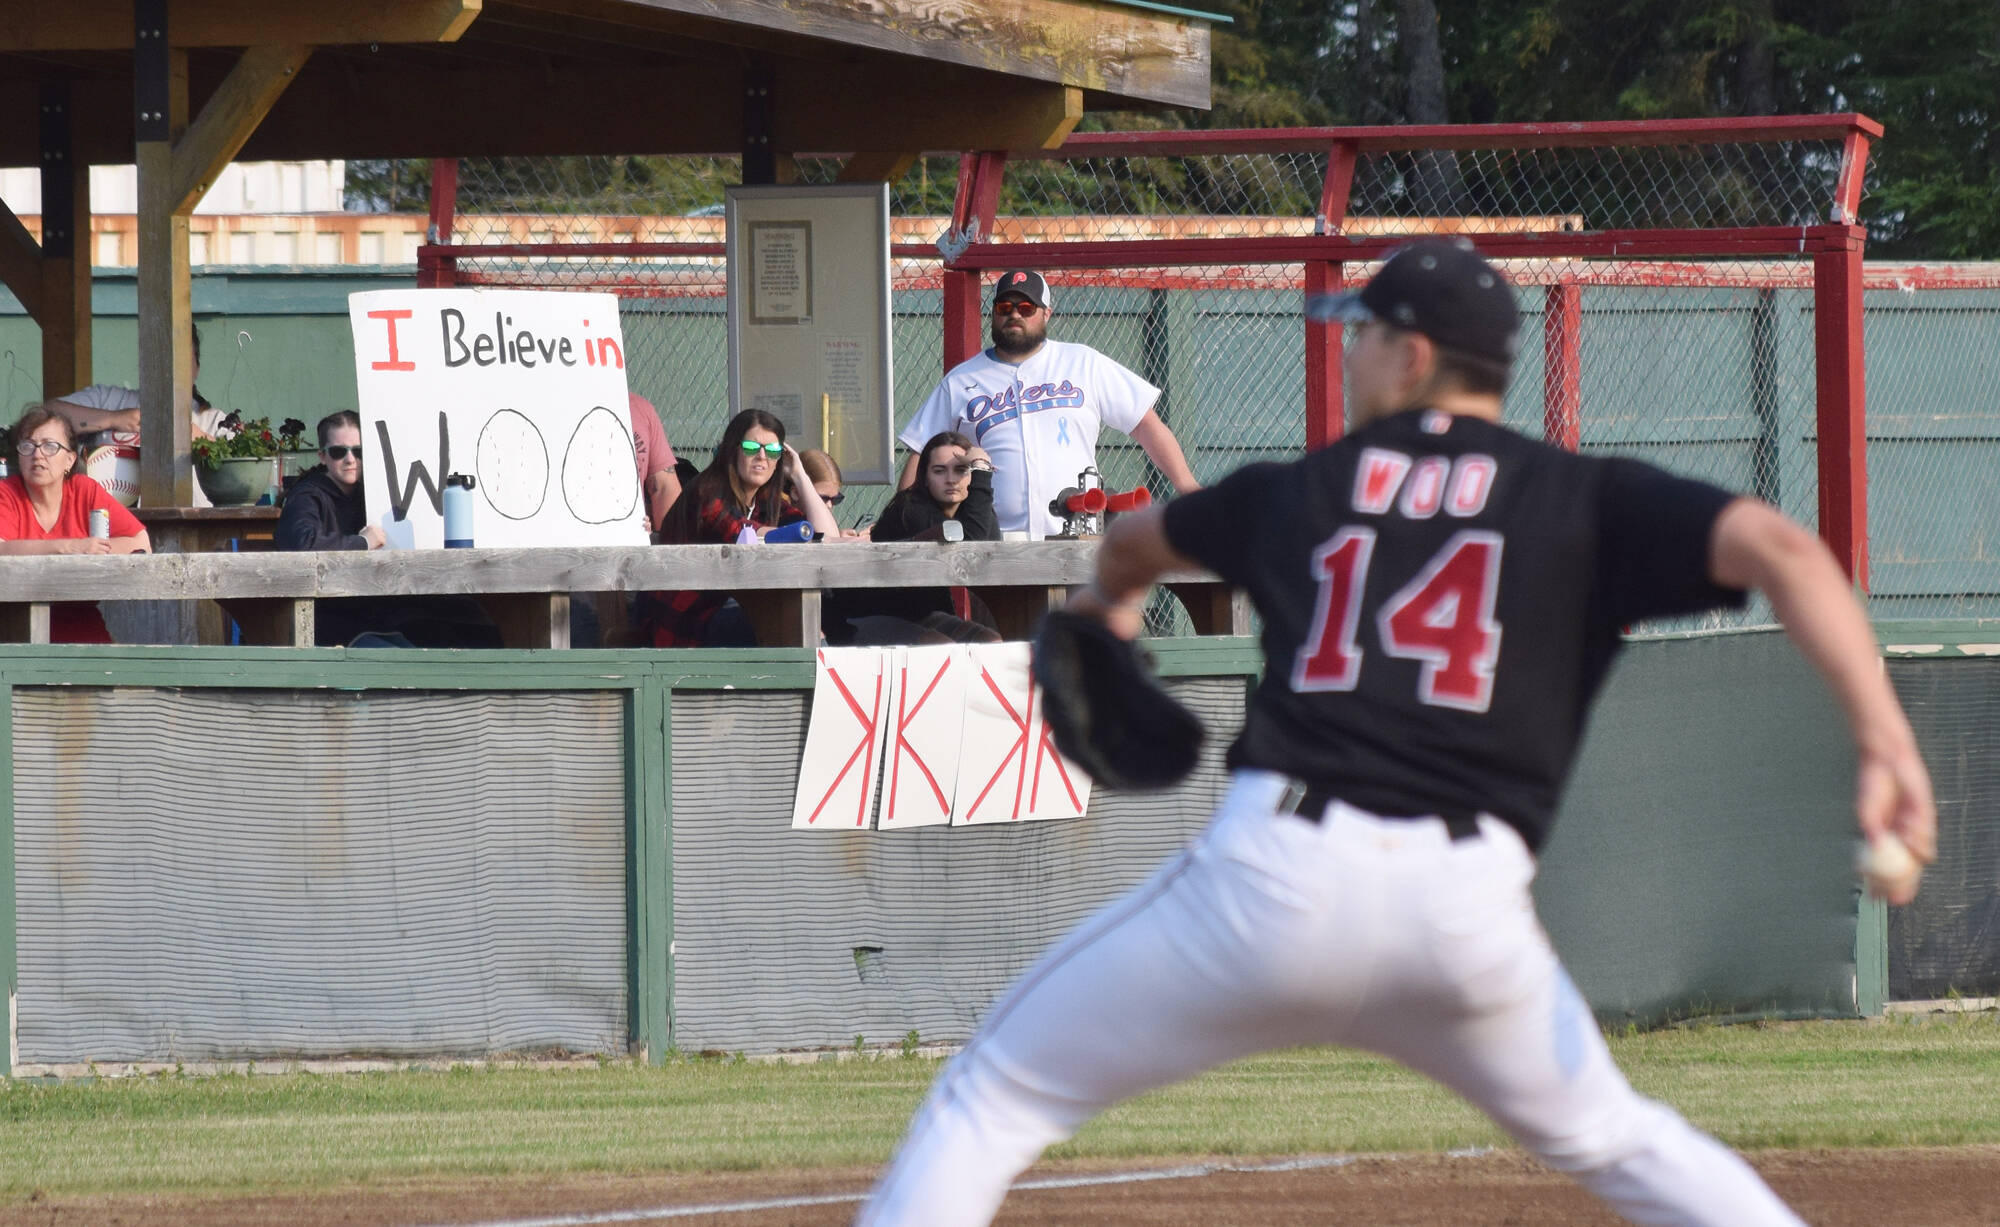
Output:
[898, 270, 1200, 538]
[857, 241, 1935, 1226]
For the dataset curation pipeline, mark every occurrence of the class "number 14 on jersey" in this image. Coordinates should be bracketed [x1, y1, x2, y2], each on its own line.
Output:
[1292, 530, 1505, 714]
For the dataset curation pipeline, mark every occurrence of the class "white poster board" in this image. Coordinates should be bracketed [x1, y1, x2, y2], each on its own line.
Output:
[790, 644, 1094, 831]
[952, 643, 1092, 826]
[792, 648, 895, 830]
[877, 646, 971, 830]
[348, 289, 647, 549]
[726, 184, 894, 484]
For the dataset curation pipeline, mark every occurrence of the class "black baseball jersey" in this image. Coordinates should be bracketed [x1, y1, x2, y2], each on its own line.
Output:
[1163, 407, 1745, 850]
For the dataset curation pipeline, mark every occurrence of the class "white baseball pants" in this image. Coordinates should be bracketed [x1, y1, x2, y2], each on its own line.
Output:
[857, 769, 1805, 1227]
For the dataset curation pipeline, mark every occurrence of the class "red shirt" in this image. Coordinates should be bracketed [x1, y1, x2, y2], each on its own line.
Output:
[629, 394, 677, 533]
[0, 474, 146, 643]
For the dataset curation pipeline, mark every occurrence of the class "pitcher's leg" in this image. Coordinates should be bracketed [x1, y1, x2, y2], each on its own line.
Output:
[859, 812, 1349, 1227]
[1363, 957, 1803, 1227]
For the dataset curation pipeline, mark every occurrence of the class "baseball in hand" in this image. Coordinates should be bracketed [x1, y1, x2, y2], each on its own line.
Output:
[1856, 833, 1922, 902]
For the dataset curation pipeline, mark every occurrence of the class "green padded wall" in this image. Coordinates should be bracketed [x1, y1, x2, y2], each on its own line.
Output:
[1538, 630, 1861, 1025]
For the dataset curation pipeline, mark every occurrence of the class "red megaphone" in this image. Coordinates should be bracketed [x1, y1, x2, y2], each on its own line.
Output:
[1104, 487, 1152, 513]
[1051, 487, 1108, 516]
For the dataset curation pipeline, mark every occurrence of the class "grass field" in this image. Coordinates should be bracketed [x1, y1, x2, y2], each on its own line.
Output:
[3, 1016, 1997, 1199]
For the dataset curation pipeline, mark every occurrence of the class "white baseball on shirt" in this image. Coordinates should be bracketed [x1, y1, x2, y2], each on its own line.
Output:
[62, 384, 236, 507]
[902, 340, 1159, 539]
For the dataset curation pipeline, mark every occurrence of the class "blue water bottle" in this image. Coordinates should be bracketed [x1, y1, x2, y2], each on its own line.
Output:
[443, 472, 476, 548]
[763, 521, 816, 544]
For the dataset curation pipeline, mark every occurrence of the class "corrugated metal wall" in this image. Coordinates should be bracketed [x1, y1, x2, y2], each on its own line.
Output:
[10, 687, 628, 1064]
[666, 678, 1244, 1054]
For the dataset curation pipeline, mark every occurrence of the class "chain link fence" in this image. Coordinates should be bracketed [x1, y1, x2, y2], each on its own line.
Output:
[423, 124, 1995, 630]
[1857, 271, 2000, 623]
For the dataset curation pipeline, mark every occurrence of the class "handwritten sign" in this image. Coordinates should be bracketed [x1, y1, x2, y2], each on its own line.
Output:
[792, 648, 893, 830]
[952, 643, 1091, 825]
[877, 646, 969, 830]
[348, 289, 647, 549]
[791, 644, 1091, 831]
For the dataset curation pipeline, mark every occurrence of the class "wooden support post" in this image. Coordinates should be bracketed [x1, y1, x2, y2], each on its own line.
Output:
[973, 585, 1065, 640]
[39, 81, 91, 396]
[736, 590, 821, 649]
[0, 604, 52, 644]
[136, 20, 308, 510]
[218, 598, 314, 647]
[475, 592, 572, 650]
[134, 0, 193, 508]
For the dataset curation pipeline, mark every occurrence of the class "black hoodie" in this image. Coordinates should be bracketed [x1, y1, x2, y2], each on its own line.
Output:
[276, 467, 369, 551]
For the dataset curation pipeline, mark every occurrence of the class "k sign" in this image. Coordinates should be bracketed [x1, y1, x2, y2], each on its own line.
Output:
[349, 289, 648, 549]
[952, 644, 1091, 826]
[793, 648, 894, 830]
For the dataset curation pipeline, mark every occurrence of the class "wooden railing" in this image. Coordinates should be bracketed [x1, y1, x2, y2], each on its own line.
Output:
[0, 541, 1246, 648]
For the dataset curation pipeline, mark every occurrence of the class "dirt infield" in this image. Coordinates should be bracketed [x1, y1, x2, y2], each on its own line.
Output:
[4, 1146, 1997, 1227]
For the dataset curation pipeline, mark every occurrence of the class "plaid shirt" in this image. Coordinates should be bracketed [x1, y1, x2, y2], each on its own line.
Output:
[639, 491, 802, 646]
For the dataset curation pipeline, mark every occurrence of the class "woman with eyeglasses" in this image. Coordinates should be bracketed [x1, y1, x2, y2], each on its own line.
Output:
[642, 409, 840, 646]
[1, 406, 152, 643]
[796, 447, 876, 541]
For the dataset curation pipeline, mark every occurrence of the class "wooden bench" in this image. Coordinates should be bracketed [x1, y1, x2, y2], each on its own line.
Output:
[0, 541, 1250, 648]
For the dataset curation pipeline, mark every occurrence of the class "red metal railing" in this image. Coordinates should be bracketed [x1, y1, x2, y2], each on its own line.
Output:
[420, 116, 1880, 585]
[932, 116, 1877, 584]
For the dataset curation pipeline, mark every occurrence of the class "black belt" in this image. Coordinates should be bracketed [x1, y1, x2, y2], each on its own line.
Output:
[1278, 782, 1481, 842]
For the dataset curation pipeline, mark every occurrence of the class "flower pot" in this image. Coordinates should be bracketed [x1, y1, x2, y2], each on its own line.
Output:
[280, 449, 320, 480]
[196, 456, 278, 506]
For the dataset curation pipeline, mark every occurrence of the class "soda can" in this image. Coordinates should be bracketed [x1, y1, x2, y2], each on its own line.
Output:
[89, 508, 111, 539]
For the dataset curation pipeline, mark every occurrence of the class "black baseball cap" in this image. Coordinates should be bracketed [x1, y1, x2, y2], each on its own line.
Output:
[1306, 240, 1519, 365]
[993, 269, 1053, 311]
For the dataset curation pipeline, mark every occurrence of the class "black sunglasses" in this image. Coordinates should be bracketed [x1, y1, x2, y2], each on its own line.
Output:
[821, 492, 844, 506]
[323, 444, 362, 460]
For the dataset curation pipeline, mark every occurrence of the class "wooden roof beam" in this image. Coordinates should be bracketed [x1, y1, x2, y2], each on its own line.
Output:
[0, 201, 43, 321]
[598, 0, 1211, 109]
[232, 62, 1088, 160]
[170, 44, 313, 214]
[0, 1, 480, 51]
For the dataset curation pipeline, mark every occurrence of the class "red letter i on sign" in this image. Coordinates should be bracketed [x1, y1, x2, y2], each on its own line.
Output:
[368, 309, 416, 371]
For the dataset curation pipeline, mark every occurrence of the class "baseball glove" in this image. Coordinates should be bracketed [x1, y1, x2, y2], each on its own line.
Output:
[1032, 609, 1206, 791]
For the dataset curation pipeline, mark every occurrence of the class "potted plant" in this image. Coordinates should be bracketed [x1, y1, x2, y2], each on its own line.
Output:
[191, 415, 280, 506]
[277, 417, 320, 480]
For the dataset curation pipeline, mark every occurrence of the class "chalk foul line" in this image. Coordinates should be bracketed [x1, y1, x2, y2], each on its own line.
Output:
[406, 1151, 1496, 1227]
